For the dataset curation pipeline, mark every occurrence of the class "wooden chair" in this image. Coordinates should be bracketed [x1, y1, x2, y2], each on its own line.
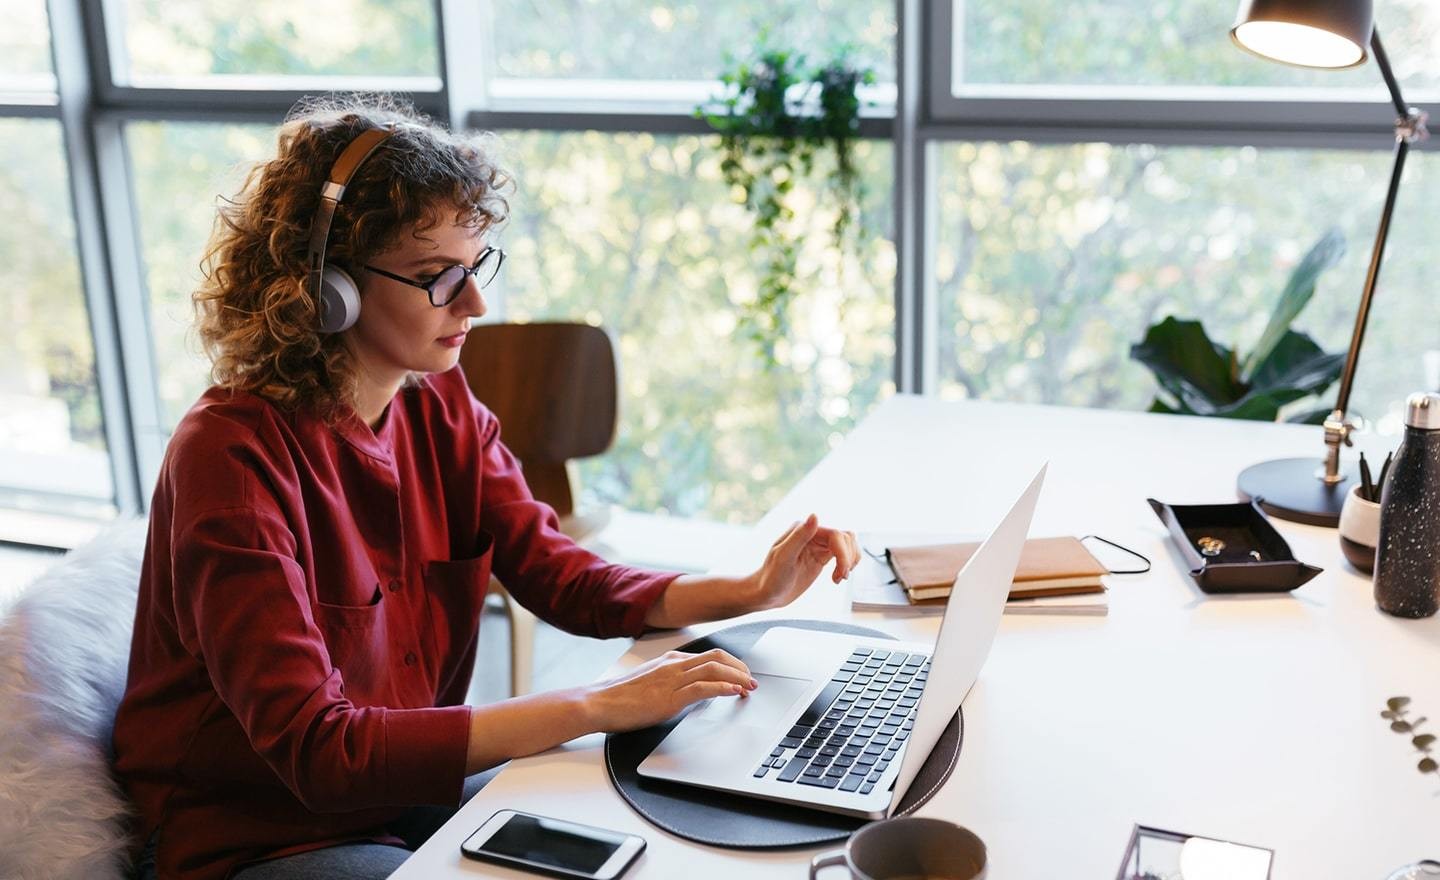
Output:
[458, 322, 620, 697]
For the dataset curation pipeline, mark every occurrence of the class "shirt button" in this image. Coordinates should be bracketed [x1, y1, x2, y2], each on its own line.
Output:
[388, 578, 402, 593]
[404, 652, 417, 667]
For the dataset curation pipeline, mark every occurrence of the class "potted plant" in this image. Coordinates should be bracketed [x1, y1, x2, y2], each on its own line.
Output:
[1130, 228, 1347, 424]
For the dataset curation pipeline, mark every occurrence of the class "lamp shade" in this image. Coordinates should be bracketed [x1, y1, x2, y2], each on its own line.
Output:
[1231, 0, 1373, 68]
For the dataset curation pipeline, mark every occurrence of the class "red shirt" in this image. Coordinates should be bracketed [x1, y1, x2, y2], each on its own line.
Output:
[113, 365, 678, 879]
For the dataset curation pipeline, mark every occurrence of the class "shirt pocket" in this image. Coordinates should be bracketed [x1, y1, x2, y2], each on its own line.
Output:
[311, 585, 388, 697]
[421, 532, 495, 690]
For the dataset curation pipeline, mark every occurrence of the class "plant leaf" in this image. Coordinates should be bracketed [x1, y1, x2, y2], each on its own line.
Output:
[1241, 227, 1346, 379]
[1388, 697, 1411, 711]
[1247, 330, 1344, 399]
[1413, 734, 1436, 750]
[1392, 720, 1413, 732]
[1284, 404, 1335, 425]
[1130, 318, 1244, 411]
[1420, 757, 1438, 773]
[1204, 388, 1305, 421]
[1382, 710, 1397, 719]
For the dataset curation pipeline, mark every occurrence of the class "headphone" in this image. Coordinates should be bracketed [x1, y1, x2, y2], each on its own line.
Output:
[306, 123, 400, 333]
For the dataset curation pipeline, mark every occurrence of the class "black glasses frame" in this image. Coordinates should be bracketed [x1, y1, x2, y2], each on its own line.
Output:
[364, 245, 505, 306]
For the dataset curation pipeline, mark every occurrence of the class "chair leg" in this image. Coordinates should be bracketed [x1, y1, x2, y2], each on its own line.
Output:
[508, 600, 535, 697]
[487, 578, 535, 697]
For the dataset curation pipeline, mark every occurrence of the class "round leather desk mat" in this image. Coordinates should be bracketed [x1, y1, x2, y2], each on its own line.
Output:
[604, 619, 963, 849]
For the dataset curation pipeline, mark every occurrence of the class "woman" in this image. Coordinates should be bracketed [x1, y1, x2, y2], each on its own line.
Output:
[113, 95, 860, 880]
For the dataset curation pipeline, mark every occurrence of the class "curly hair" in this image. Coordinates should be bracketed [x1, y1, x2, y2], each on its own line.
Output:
[193, 94, 511, 422]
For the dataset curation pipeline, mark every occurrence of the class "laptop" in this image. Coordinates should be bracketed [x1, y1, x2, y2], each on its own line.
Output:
[636, 464, 1046, 819]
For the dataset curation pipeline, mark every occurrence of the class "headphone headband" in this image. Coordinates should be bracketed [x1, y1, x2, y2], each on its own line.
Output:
[305, 123, 399, 315]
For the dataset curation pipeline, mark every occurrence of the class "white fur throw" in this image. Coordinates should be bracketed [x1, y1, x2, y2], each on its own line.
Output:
[0, 520, 149, 880]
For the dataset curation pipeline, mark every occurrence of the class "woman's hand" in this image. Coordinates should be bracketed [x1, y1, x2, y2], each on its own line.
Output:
[749, 514, 861, 611]
[582, 648, 757, 733]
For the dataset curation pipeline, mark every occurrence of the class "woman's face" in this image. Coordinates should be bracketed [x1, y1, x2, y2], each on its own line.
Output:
[347, 212, 489, 386]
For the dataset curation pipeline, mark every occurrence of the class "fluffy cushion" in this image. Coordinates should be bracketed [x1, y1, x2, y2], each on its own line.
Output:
[0, 520, 148, 880]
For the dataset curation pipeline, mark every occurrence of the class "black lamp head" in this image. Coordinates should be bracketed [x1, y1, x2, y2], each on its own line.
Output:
[1231, 0, 1374, 68]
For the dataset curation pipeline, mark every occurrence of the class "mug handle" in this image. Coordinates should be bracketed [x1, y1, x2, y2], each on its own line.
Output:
[810, 850, 848, 879]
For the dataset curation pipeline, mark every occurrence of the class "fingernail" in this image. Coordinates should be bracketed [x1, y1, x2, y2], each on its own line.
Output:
[749, 678, 759, 689]
[734, 684, 745, 695]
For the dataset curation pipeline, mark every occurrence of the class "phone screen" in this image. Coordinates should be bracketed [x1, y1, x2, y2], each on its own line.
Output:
[469, 812, 628, 875]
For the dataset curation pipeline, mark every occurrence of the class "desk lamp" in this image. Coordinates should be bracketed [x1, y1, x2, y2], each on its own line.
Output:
[1229, 0, 1429, 526]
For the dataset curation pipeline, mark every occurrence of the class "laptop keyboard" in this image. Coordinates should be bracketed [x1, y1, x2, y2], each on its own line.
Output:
[753, 647, 929, 795]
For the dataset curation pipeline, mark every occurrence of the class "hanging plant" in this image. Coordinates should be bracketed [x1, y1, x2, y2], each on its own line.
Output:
[698, 41, 875, 364]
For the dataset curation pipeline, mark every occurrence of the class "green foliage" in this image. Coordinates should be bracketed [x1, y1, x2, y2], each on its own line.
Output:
[698, 40, 875, 364]
[1130, 229, 1346, 423]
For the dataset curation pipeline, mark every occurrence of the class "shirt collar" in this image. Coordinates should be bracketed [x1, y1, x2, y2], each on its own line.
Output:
[334, 397, 398, 462]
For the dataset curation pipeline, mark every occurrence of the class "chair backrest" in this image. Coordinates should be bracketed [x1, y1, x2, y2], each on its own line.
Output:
[457, 322, 618, 518]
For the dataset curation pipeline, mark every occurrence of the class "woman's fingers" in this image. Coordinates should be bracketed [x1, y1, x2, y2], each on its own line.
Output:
[771, 519, 802, 549]
[836, 530, 860, 581]
[683, 659, 756, 692]
[676, 680, 748, 704]
[799, 526, 862, 582]
[678, 648, 753, 680]
[776, 514, 820, 560]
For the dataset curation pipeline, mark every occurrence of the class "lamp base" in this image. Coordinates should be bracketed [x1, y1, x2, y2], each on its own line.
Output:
[1236, 457, 1358, 528]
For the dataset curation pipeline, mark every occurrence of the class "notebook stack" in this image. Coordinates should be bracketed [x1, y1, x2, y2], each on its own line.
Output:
[851, 535, 1109, 616]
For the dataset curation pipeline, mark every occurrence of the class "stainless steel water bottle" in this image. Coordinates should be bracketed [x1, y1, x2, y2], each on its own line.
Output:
[1374, 392, 1440, 618]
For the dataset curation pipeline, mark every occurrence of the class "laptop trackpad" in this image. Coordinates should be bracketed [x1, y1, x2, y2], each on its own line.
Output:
[692, 673, 813, 727]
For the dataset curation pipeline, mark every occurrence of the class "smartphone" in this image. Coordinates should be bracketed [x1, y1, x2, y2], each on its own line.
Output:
[460, 809, 646, 879]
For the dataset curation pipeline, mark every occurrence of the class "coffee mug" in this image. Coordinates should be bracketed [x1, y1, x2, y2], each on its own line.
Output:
[809, 817, 987, 880]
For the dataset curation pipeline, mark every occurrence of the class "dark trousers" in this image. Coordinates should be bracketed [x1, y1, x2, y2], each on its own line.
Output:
[135, 767, 502, 880]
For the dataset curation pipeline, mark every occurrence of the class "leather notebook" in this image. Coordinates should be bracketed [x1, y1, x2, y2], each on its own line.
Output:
[889, 536, 1107, 600]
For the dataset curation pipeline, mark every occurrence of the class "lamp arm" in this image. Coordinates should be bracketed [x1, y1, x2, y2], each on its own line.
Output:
[1322, 134, 1411, 479]
[1370, 29, 1412, 121]
[1321, 27, 1428, 482]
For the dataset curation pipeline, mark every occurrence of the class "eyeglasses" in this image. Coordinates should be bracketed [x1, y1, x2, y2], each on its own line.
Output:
[364, 245, 505, 307]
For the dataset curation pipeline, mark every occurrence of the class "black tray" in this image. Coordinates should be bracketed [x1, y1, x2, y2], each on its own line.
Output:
[1148, 498, 1322, 593]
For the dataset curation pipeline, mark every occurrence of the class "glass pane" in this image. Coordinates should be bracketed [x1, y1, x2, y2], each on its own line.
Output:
[956, 0, 1440, 94]
[931, 141, 1439, 435]
[115, 0, 440, 84]
[125, 122, 272, 430]
[493, 1, 896, 84]
[1, 119, 113, 508]
[0, 0, 56, 91]
[503, 130, 895, 522]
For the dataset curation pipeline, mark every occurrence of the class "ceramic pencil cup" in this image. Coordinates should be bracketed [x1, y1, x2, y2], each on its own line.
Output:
[1338, 482, 1381, 575]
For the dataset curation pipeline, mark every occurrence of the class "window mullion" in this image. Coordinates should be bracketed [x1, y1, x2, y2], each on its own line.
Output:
[45, 0, 143, 514]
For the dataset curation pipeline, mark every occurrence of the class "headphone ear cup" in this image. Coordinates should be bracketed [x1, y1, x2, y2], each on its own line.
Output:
[317, 266, 361, 334]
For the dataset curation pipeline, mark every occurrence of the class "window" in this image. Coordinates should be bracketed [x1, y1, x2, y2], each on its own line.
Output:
[931, 141, 1438, 429]
[952, 0, 1440, 95]
[500, 130, 895, 521]
[0, 119, 113, 510]
[125, 122, 274, 430]
[487, 1, 896, 109]
[108, 0, 441, 87]
[1, 0, 56, 94]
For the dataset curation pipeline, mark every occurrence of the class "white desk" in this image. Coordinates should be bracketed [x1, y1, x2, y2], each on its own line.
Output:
[395, 396, 1440, 879]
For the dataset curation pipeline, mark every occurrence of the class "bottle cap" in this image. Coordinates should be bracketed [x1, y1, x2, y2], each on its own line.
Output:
[1405, 392, 1440, 430]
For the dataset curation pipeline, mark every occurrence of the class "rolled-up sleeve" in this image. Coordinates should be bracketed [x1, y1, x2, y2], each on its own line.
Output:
[474, 411, 679, 638]
[172, 499, 471, 812]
